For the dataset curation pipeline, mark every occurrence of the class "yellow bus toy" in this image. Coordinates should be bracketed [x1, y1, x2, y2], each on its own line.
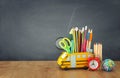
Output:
[56, 26, 102, 70]
[57, 52, 94, 69]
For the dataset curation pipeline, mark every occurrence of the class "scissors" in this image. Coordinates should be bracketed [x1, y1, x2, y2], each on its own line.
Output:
[59, 38, 71, 53]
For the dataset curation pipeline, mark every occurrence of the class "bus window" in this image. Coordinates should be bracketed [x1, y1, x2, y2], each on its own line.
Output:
[82, 54, 86, 58]
[88, 55, 91, 58]
[77, 55, 80, 58]
[66, 56, 70, 61]
[61, 53, 68, 59]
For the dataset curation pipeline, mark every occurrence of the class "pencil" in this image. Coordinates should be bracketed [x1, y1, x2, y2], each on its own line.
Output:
[75, 27, 78, 52]
[81, 27, 84, 52]
[101, 44, 102, 61]
[94, 43, 97, 57]
[80, 30, 82, 52]
[69, 27, 75, 53]
[89, 29, 93, 49]
[100, 43, 102, 61]
[83, 26, 87, 52]
[86, 29, 90, 52]
[95, 43, 98, 57]
[78, 29, 81, 52]
[73, 28, 76, 52]
[98, 43, 100, 58]
[94, 43, 95, 56]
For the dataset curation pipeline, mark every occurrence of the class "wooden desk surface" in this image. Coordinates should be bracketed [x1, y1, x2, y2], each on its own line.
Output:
[0, 61, 119, 78]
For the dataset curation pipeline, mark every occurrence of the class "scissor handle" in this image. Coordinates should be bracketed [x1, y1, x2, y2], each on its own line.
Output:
[62, 38, 71, 47]
[59, 38, 71, 52]
[59, 40, 66, 49]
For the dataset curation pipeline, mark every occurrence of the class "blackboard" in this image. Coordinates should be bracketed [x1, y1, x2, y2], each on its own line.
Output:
[0, 0, 120, 60]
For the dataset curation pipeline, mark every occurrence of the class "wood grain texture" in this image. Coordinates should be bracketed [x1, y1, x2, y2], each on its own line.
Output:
[0, 61, 119, 78]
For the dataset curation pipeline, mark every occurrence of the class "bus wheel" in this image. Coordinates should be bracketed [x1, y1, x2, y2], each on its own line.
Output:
[83, 67, 89, 70]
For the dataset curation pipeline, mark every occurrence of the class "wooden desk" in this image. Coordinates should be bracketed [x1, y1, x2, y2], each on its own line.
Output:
[0, 61, 119, 78]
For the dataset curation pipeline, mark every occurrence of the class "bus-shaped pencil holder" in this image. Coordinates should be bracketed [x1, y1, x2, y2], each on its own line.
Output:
[56, 26, 102, 71]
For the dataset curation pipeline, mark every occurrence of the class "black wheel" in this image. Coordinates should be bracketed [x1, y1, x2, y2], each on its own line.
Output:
[83, 67, 89, 70]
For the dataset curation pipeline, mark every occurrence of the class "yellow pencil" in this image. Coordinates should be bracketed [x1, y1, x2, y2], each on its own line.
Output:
[73, 28, 76, 52]
[69, 27, 75, 53]
[81, 27, 84, 52]
[75, 27, 78, 52]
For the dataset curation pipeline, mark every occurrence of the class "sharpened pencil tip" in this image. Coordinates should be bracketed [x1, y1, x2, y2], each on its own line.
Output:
[88, 29, 90, 33]
[75, 27, 78, 31]
[90, 29, 93, 33]
[82, 27, 84, 32]
[85, 26, 87, 30]
[79, 29, 81, 32]
[69, 27, 74, 34]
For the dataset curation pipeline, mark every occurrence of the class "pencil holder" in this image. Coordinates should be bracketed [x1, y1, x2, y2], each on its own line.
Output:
[56, 26, 102, 70]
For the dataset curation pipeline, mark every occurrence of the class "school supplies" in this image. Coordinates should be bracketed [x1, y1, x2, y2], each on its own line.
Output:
[86, 29, 90, 51]
[94, 43, 102, 61]
[99, 43, 102, 61]
[57, 26, 100, 54]
[68, 26, 93, 53]
[89, 29, 93, 49]
[75, 27, 79, 52]
[57, 26, 103, 71]
[70, 27, 76, 52]
[83, 26, 87, 52]
[59, 38, 71, 53]
[81, 27, 84, 52]
[78, 29, 81, 52]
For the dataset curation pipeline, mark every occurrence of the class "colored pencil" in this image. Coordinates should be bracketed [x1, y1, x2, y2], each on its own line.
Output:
[94, 43, 96, 57]
[98, 43, 100, 57]
[75, 27, 78, 52]
[100, 43, 102, 61]
[81, 27, 84, 52]
[89, 29, 93, 49]
[86, 29, 90, 52]
[69, 27, 75, 53]
[78, 29, 81, 52]
[83, 26, 87, 52]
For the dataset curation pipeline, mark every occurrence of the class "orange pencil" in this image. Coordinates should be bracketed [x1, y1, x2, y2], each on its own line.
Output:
[89, 29, 93, 49]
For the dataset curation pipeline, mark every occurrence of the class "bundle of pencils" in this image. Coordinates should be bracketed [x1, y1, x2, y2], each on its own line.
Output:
[94, 43, 102, 61]
[69, 26, 93, 53]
